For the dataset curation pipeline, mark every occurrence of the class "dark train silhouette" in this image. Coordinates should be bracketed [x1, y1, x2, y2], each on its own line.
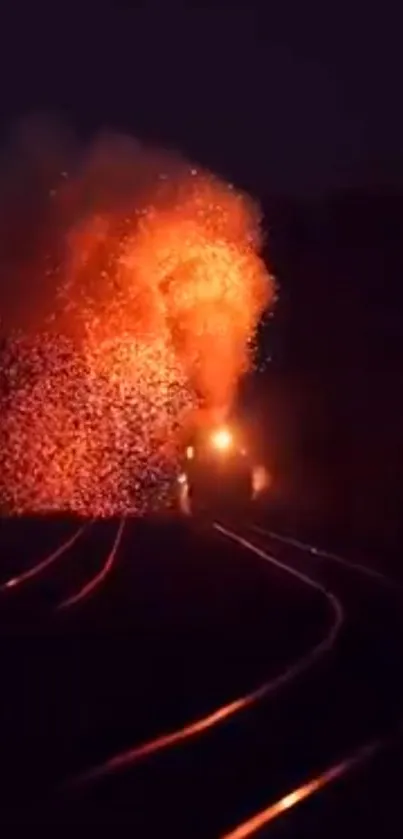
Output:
[177, 424, 254, 515]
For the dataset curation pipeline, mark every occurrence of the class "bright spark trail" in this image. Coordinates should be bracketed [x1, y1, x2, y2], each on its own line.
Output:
[0, 124, 275, 515]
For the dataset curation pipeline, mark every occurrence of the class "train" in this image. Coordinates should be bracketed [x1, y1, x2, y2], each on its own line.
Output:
[177, 424, 256, 516]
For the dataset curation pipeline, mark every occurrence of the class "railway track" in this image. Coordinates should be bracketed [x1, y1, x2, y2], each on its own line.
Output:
[0, 516, 402, 836]
[0, 517, 124, 615]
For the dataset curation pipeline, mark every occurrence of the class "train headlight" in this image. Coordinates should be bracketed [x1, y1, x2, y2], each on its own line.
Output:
[210, 426, 233, 452]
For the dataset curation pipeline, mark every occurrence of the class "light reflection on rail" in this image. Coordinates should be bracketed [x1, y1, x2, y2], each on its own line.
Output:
[221, 738, 383, 838]
[66, 524, 343, 789]
[0, 522, 89, 592]
[57, 518, 125, 610]
[248, 523, 402, 590]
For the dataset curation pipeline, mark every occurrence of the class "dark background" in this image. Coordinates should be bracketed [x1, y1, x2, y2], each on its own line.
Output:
[1, 4, 402, 565]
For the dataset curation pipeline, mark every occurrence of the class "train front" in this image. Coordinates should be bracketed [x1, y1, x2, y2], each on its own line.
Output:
[177, 424, 254, 516]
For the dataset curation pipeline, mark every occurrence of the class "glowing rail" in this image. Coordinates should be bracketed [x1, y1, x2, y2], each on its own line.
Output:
[57, 518, 125, 610]
[0, 522, 89, 592]
[65, 524, 343, 789]
[248, 524, 402, 589]
[220, 737, 383, 838]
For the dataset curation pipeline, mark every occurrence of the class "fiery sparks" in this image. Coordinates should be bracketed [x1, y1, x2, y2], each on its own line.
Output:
[0, 125, 274, 515]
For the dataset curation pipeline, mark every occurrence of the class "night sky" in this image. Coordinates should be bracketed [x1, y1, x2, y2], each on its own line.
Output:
[1, 3, 402, 197]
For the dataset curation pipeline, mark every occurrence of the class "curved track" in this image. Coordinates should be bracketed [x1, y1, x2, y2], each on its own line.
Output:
[217, 521, 403, 838]
[68, 523, 342, 789]
[1, 515, 402, 836]
[221, 735, 386, 839]
[56, 518, 125, 610]
[0, 521, 89, 593]
[0, 518, 124, 613]
[249, 523, 402, 590]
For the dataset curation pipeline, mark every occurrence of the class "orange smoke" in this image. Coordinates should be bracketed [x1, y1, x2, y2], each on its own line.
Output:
[131, 174, 271, 416]
[0, 127, 274, 514]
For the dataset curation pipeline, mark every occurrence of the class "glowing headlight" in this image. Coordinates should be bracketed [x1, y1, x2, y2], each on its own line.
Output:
[186, 445, 194, 460]
[210, 426, 233, 452]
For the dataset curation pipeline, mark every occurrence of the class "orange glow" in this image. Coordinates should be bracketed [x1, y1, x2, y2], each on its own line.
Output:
[0, 131, 274, 514]
[210, 426, 233, 452]
[221, 741, 380, 839]
[71, 694, 249, 788]
[252, 465, 271, 496]
[221, 772, 344, 839]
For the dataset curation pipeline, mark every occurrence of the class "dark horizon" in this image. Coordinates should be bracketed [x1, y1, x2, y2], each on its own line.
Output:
[1, 5, 403, 199]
